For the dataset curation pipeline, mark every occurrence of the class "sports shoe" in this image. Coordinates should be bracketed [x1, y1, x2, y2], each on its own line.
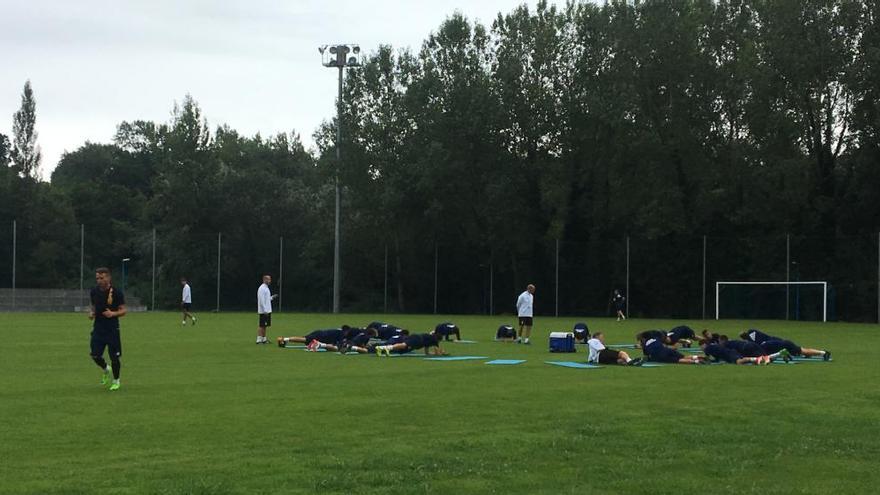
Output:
[182, 320, 186, 325]
[628, 358, 643, 366]
[523, 339, 531, 345]
[823, 350, 831, 361]
[306, 340, 320, 351]
[779, 348, 791, 363]
[277, 337, 286, 348]
[100, 368, 111, 385]
[338, 343, 350, 354]
[192, 317, 197, 326]
[109, 381, 120, 391]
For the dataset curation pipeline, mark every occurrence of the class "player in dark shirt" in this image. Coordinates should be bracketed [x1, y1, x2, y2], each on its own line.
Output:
[739, 329, 830, 360]
[641, 336, 705, 364]
[700, 340, 768, 365]
[434, 322, 461, 341]
[701, 331, 788, 363]
[89, 267, 127, 391]
[336, 327, 378, 354]
[666, 325, 696, 347]
[496, 325, 517, 341]
[374, 330, 446, 356]
[572, 322, 590, 343]
[635, 330, 669, 347]
[367, 322, 409, 341]
[277, 325, 352, 350]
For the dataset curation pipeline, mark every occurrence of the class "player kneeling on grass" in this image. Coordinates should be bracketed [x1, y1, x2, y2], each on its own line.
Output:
[587, 332, 642, 366]
[639, 333, 706, 364]
[740, 329, 830, 361]
[375, 330, 447, 356]
[434, 322, 461, 341]
[495, 324, 517, 342]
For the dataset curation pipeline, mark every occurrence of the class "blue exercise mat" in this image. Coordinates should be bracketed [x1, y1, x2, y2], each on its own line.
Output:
[638, 363, 669, 367]
[486, 359, 526, 365]
[545, 361, 602, 369]
[424, 356, 489, 361]
[388, 353, 425, 357]
[790, 357, 831, 362]
[452, 340, 478, 344]
[283, 345, 307, 349]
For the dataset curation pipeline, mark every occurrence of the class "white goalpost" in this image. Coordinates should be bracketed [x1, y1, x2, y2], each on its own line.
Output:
[715, 281, 828, 322]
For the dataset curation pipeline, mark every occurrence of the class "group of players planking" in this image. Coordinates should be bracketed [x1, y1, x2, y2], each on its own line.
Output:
[275, 321, 460, 356]
[575, 324, 831, 366]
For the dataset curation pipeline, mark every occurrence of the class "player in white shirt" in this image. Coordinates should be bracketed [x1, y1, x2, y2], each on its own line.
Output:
[587, 332, 642, 366]
[515, 284, 536, 344]
[256, 274, 277, 344]
[180, 277, 196, 326]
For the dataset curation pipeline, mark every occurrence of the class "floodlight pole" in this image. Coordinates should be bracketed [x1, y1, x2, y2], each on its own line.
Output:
[333, 64, 343, 314]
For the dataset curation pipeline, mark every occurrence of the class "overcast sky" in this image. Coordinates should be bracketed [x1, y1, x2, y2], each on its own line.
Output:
[0, 0, 558, 179]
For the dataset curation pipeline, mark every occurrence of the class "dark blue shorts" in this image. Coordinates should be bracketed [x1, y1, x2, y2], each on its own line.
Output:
[91, 328, 122, 359]
[761, 339, 802, 355]
[648, 347, 683, 363]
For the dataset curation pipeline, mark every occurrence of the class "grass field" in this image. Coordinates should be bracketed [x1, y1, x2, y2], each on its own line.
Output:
[1, 312, 878, 494]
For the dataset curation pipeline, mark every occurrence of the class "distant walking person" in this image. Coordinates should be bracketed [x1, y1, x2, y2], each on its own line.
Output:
[180, 277, 196, 326]
[89, 267, 127, 391]
[256, 274, 277, 344]
[612, 289, 626, 321]
[516, 284, 536, 344]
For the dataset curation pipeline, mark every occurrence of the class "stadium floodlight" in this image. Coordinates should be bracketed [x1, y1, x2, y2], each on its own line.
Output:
[320, 44, 363, 314]
[715, 281, 828, 322]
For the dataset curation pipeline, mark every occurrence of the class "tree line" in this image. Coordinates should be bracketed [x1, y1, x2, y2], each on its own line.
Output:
[1, 0, 879, 320]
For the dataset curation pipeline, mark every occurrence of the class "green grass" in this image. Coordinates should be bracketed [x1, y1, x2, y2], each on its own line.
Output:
[1, 312, 878, 494]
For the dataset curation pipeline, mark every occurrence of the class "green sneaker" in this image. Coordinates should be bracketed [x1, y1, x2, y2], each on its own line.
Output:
[109, 381, 120, 391]
[779, 348, 791, 363]
[101, 368, 111, 385]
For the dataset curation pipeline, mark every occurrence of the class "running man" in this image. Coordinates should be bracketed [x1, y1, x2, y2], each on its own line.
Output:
[516, 284, 535, 344]
[89, 267, 127, 391]
[180, 277, 196, 326]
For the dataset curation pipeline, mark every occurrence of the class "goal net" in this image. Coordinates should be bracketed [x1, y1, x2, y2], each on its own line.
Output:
[715, 281, 828, 322]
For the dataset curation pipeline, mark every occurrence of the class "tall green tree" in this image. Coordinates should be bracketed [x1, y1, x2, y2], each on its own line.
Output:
[11, 80, 41, 179]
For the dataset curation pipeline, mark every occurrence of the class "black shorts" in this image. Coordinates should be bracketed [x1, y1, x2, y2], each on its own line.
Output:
[182, 303, 192, 311]
[598, 348, 621, 365]
[518, 317, 533, 327]
[259, 313, 272, 328]
[649, 348, 684, 363]
[91, 328, 122, 359]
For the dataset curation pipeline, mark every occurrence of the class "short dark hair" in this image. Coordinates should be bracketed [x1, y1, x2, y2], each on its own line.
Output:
[95, 267, 111, 275]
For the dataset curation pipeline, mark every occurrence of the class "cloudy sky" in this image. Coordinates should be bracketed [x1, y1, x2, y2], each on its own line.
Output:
[0, 0, 556, 179]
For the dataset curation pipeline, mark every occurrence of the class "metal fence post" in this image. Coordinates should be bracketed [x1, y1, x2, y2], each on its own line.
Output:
[555, 238, 559, 317]
[216, 232, 221, 312]
[278, 236, 283, 312]
[11, 220, 16, 310]
[489, 258, 494, 315]
[702, 235, 707, 319]
[80, 224, 85, 309]
[433, 242, 438, 314]
[786, 234, 790, 320]
[625, 236, 630, 319]
[151, 228, 156, 311]
[383, 243, 388, 314]
[877, 232, 879, 324]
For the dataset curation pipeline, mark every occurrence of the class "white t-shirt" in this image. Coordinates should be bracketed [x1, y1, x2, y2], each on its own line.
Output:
[587, 338, 605, 363]
[257, 283, 272, 314]
[182, 283, 192, 304]
[516, 290, 533, 317]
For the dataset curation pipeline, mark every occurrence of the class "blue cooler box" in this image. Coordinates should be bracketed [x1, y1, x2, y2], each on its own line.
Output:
[549, 332, 576, 353]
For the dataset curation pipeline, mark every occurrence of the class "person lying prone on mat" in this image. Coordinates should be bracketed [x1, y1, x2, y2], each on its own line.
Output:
[739, 329, 830, 361]
[666, 325, 696, 348]
[641, 335, 706, 364]
[701, 331, 790, 363]
[278, 326, 357, 351]
[587, 332, 642, 366]
[374, 330, 447, 357]
[635, 329, 670, 348]
[367, 321, 410, 341]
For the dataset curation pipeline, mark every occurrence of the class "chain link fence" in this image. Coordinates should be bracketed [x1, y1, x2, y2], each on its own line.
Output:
[1, 220, 878, 322]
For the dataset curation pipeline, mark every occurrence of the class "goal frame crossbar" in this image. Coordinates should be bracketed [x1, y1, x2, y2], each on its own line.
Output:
[715, 281, 827, 322]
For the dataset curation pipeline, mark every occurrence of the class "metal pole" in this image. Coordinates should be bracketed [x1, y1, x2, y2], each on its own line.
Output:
[625, 236, 630, 319]
[433, 242, 438, 314]
[80, 224, 85, 309]
[786, 234, 790, 320]
[151, 227, 156, 311]
[383, 243, 388, 313]
[555, 238, 559, 317]
[489, 259, 494, 315]
[877, 232, 879, 324]
[332, 65, 343, 314]
[12, 220, 16, 310]
[702, 235, 707, 319]
[278, 236, 283, 312]
[216, 232, 221, 312]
